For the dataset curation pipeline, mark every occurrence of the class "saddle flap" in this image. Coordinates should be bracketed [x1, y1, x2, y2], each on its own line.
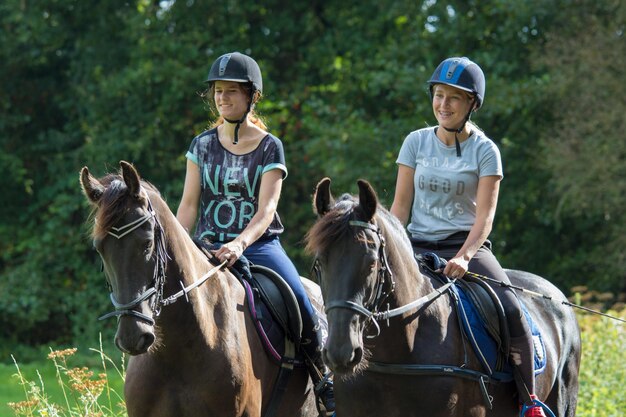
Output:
[249, 265, 303, 348]
[461, 275, 510, 355]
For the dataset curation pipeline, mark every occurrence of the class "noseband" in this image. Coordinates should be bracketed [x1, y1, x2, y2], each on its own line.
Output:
[98, 197, 168, 325]
[320, 219, 395, 337]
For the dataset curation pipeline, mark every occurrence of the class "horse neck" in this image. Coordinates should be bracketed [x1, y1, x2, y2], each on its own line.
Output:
[154, 200, 242, 349]
[376, 220, 458, 361]
[380, 219, 434, 304]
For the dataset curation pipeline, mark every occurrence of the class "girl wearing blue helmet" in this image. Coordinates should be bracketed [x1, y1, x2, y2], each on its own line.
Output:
[391, 57, 548, 417]
[176, 52, 335, 416]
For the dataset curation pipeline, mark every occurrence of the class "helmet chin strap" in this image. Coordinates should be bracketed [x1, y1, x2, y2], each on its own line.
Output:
[441, 124, 465, 158]
[223, 90, 255, 145]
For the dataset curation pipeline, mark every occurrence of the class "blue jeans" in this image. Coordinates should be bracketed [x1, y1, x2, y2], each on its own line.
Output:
[244, 237, 322, 357]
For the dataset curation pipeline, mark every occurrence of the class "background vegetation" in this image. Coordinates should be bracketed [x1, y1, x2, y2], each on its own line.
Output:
[3, 310, 625, 416]
[1, 0, 624, 379]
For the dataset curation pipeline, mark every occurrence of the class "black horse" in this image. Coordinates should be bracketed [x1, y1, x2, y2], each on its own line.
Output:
[306, 178, 580, 417]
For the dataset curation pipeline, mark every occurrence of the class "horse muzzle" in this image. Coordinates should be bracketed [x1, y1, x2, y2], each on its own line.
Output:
[322, 310, 366, 374]
[114, 314, 156, 355]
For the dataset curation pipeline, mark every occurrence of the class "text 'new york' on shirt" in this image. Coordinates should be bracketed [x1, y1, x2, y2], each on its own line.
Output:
[185, 128, 288, 243]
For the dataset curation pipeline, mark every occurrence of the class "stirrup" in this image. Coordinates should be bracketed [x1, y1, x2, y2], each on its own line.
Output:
[314, 374, 335, 417]
[520, 396, 556, 417]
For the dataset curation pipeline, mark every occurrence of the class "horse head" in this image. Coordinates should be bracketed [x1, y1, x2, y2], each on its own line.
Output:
[307, 178, 398, 375]
[80, 161, 167, 355]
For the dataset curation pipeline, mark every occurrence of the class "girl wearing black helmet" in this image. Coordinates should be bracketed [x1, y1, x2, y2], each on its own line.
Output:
[391, 57, 548, 417]
[176, 52, 335, 416]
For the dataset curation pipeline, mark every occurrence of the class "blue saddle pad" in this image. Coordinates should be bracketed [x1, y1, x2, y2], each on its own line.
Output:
[455, 285, 546, 381]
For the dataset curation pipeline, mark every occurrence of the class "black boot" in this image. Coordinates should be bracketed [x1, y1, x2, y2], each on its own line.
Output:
[307, 354, 335, 417]
[510, 335, 536, 404]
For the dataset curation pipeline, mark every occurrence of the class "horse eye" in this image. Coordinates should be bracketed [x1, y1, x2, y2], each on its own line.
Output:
[143, 241, 154, 256]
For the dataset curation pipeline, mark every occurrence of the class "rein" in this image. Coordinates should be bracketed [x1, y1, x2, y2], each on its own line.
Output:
[466, 271, 626, 324]
[321, 219, 454, 333]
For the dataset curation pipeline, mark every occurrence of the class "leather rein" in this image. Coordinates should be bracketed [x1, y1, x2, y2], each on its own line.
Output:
[318, 219, 455, 335]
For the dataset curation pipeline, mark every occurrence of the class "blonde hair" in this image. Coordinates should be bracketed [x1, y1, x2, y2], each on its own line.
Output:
[202, 83, 268, 130]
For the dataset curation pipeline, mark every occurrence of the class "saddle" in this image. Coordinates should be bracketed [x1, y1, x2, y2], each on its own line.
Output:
[222, 260, 307, 363]
[247, 264, 303, 353]
[192, 238, 307, 363]
[416, 253, 546, 381]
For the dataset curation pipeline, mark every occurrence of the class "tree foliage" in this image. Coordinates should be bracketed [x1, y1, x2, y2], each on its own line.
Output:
[0, 0, 622, 349]
[533, 0, 625, 290]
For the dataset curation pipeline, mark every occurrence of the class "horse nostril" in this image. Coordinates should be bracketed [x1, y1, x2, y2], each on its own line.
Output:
[352, 346, 363, 365]
[137, 333, 155, 352]
[115, 337, 131, 354]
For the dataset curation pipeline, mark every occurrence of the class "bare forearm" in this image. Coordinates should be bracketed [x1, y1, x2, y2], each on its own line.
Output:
[235, 208, 276, 250]
[176, 204, 198, 235]
[455, 218, 492, 262]
[390, 203, 410, 227]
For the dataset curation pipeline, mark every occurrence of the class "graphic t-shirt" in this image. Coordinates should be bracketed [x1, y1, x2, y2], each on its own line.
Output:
[396, 127, 503, 241]
[186, 128, 288, 242]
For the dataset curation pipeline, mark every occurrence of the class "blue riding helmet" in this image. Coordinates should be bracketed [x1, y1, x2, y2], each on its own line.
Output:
[428, 57, 485, 109]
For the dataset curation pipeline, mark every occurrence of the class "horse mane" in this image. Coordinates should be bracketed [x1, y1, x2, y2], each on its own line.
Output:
[90, 172, 163, 240]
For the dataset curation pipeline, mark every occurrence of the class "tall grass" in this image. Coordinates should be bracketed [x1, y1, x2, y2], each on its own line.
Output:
[6, 335, 127, 417]
[576, 308, 626, 417]
[4, 310, 625, 416]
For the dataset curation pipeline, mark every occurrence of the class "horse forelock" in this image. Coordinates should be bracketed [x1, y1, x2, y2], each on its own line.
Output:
[91, 173, 161, 240]
[305, 195, 357, 255]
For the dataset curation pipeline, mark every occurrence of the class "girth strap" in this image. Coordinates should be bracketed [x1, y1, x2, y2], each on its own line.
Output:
[366, 362, 494, 409]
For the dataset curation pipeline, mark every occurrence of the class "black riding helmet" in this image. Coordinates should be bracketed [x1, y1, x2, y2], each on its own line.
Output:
[206, 52, 263, 144]
[427, 57, 486, 157]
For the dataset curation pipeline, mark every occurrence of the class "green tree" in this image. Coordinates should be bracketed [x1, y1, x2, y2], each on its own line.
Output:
[2, 0, 621, 352]
[532, 0, 625, 290]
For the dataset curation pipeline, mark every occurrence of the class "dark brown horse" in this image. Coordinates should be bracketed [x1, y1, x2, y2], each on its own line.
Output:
[80, 161, 319, 417]
[306, 178, 580, 417]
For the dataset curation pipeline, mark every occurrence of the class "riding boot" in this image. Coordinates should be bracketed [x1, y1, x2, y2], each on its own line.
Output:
[510, 335, 548, 416]
[510, 335, 536, 396]
[305, 351, 335, 417]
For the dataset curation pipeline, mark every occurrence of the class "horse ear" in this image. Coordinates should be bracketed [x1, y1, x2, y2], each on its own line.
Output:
[80, 166, 105, 203]
[357, 179, 378, 221]
[313, 177, 334, 216]
[120, 161, 141, 198]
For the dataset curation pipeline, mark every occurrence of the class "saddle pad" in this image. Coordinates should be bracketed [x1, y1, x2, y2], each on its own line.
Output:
[456, 286, 547, 380]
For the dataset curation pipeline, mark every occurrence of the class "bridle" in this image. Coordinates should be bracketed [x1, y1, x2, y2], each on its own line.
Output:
[97, 193, 227, 325]
[316, 218, 457, 338]
[98, 198, 167, 325]
[318, 219, 395, 338]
